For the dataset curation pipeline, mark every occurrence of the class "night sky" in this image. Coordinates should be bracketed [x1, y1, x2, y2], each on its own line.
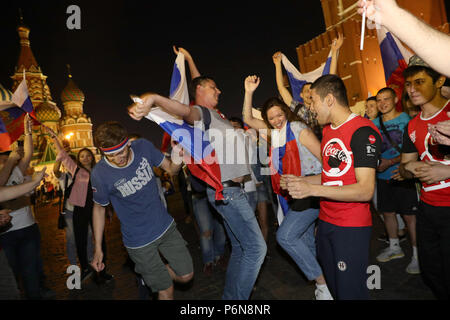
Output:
[1, 0, 326, 146]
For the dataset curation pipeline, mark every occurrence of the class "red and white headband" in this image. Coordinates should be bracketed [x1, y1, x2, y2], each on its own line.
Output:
[100, 137, 129, 155]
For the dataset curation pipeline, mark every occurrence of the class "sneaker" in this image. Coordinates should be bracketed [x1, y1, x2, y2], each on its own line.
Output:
[315, 284, 333, 300]
[377, 233, 407, 244]
[376, 246, 405, 262]
[406, 256, 420, 275]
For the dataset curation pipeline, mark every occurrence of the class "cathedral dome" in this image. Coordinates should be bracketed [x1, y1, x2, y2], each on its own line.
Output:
[61, 67, 85, 103]
[36, 100, 61, 122]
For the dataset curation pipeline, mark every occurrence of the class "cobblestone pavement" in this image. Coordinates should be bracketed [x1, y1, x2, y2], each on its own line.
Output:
[31, 189, 434, 301]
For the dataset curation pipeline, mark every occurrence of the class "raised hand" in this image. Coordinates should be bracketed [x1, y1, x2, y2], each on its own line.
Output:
[173, 46, 193, 60]
[128, 93, 157, 121]
[272, 52, 282, 65]
[32, 167, 47, 185]
[244, 75, 261, 93]
[331, 32, 344, 51]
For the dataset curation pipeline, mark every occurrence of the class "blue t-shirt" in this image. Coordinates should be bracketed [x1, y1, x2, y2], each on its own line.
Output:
[91, 139, 173, 248]
[372, 112, 411, 180]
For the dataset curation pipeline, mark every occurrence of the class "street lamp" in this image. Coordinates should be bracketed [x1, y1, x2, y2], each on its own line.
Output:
[65, 132, 74, 140]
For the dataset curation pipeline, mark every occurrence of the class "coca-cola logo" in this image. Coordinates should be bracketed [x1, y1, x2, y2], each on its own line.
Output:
[324, 144, 350, 164]
[369, 135, 376, 144]
[322, 138, 352, 177]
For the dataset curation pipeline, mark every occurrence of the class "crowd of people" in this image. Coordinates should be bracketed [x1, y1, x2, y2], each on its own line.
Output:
[1, 0, 450, 301]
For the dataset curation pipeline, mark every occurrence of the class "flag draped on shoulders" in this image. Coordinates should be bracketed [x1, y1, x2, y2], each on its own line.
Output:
[145, 52, 224, 200]
[377, 26, 413, 111]
[269, 121, 301, 224]
[0, 78, 36, 151]
[281, 50, 332, 104]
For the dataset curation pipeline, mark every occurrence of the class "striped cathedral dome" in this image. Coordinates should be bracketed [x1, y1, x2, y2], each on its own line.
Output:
[61, 74, 85, 103]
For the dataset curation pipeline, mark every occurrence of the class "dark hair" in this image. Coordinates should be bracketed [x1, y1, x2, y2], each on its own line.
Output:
[301, 82, 313, 93]
[94, 121, 128, 150]
[403, 66, 442, 83]
[189, 75, 215, 99]
[366, 96, 377, 102]
[77, 148, 96, 171]
[376, 87, 397, 99]
[261, 97, 296, 129]
[229, 117, 244, 129]
[310, 74, 349, 107]
[128, 133, 142, 140]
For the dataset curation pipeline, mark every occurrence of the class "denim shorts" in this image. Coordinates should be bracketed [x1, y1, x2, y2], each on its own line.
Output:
[126, 222, 193, 292]
[256, 183, 270, 203]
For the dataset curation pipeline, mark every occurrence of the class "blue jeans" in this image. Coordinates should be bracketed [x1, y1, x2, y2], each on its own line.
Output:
[192, 196, 226, 264]
[246, 191, 258, 212]
[207, 186, 267, 300]
[276, 208, 322, 281]
[0, 224, 41, 299]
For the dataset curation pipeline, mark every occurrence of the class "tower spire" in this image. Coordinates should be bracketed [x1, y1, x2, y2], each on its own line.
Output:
[66, 64, 72, 79]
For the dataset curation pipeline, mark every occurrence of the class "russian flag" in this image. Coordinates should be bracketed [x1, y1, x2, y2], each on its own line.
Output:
[281, 50, 332, 104]
[160, 52, 192, 154]
[377, 26, 413, 111]
[0, 83, 14, 151]
[269, 121, 301, 224]
[146, 52, 224, 200]
[0, 78, 36, 151]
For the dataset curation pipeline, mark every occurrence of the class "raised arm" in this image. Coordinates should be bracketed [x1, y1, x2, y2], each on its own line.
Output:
[272, 52, 293, 106]
[242, 75, 268, 130]
[17, 114, 33, 175]
[43, 125, 78, 177]
[128, 93, 201, 125]
[173, 46, 201, 79]
[329, 33, 343, 76]
[358, 0, 450, 78]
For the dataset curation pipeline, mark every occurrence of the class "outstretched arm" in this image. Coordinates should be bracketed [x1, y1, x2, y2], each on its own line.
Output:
[128, 93, 201, 125]
[329, 33, 343, 76]
[357, 0, 450, 78]
[173, 46, 201, 79]
[17, 114, 33, 175]
[0, 167, 46, 202]
[242, 75, 268, 130]
[272, 52, 293, 106]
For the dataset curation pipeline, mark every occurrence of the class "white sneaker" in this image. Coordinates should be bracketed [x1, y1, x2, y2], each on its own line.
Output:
[406, 256, 420, 274]
[376, 246, 405, 262]
[315, 284, 333, 300]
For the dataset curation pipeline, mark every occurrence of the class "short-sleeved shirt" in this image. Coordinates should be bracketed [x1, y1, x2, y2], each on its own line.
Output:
[320, 114, 382, 227]
[401, 101, 450, 207]
[290, 100, 322, 139]
[90, 139, 173, 248]
[193, 105, 250, 182]
[372, 112, 411, 180]
[0, 166, 35, 234]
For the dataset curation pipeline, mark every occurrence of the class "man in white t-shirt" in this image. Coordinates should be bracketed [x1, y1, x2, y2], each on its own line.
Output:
[0, 115, 52, 299]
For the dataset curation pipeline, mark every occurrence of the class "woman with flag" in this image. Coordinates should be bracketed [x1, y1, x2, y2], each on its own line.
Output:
[44, 126, 113, 285]
[242, 75, 332, 300]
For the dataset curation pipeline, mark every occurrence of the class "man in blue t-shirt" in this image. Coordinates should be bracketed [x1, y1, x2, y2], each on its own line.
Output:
[372, 87, 419, 275]
[89, 121, 193, 300]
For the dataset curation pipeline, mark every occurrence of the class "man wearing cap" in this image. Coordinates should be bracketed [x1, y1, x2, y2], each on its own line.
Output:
[89, 121, 193, 300]
[399, 55, 450, 299]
